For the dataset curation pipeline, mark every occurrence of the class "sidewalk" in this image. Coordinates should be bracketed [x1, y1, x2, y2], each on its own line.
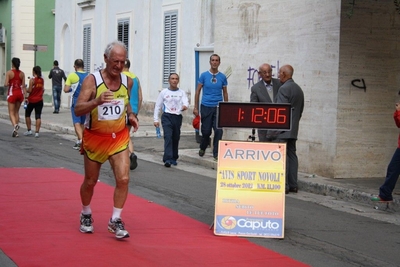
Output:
[0, 101, 398, 209]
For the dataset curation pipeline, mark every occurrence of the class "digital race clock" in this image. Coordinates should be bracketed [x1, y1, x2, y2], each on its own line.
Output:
[217, 102, 292, 130]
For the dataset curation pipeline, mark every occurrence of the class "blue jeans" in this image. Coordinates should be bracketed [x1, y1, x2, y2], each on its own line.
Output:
[161, 113, 182, 163]
[200, 105, 223, 158]
[52, 85, 62, 111]
[379, 148, 400, 201]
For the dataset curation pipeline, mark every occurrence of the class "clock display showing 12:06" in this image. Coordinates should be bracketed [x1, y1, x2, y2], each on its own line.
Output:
[217, 102, 291, 129]
[237, 107, 287, 124]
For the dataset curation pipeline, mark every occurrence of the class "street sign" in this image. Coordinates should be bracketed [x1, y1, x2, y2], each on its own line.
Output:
[23, 44, 48, 52]
[23, 44, 48, 67]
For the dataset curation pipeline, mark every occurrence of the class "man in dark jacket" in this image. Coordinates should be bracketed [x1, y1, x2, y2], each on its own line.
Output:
[275, 65, 304, 194]
[250, 63, 282, 141]
[48, 60, 66, 114]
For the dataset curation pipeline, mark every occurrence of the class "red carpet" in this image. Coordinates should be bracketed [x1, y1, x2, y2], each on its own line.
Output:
[0, 168, 308, 267]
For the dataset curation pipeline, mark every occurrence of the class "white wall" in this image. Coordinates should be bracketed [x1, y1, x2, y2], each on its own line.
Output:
[12, 0, 35, 81]
[215, 0, 341, 175]
[54, 0, 203, 112]
[216, 0, 400, 178]
[334, 0, 400, 178]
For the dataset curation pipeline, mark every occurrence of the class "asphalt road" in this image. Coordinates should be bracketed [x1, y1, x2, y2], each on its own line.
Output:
[1, 119, 399, 267]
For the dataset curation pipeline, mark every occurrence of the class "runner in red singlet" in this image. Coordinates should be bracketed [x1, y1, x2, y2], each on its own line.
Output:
[4, 57, 26, 137]
[24, 66, 44, 138]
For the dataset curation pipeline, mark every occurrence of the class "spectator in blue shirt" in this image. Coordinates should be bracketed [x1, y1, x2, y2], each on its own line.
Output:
[193, 54, 228, 160]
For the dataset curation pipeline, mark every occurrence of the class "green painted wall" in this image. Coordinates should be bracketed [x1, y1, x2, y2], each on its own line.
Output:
[35, 0, 55, 71]
[0, 0, 12, 70]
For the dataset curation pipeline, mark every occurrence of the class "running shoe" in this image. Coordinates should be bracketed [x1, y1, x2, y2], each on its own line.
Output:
[108, 218, 130, 239]
[73, 142, 81, 150]
[80, 213, 94, 233]
[12, 124, 19, 137]
[129, 153, 138, 170]
[35, 132, 39, 138]
[24, 130, 33, 136]
[164, 161, 171, 167]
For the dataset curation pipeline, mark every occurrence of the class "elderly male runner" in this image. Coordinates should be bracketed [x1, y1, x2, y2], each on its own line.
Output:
[74, 40, 139, 239]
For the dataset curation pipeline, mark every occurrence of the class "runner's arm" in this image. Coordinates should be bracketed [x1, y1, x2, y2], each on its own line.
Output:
[74, 75, 98, 116]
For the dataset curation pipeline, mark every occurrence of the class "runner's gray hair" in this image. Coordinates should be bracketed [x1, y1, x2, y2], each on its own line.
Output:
[104, 40, 127, 57]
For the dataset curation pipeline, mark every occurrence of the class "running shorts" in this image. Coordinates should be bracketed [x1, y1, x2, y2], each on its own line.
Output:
[82, 127, 129, 164]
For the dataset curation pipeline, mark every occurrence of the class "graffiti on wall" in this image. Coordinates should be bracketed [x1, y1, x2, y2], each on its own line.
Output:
[351, 78, 366, 92]
[247, 61, 280, 89]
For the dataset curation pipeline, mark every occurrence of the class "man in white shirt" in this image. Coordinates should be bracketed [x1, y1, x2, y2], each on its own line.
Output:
[153, 73, 189, 167]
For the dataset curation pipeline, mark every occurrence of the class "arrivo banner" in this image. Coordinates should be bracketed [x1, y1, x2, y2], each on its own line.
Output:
[214, 141, 286, 238]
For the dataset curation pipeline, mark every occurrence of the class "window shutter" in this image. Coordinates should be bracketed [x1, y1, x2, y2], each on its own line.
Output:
[83, 24, 91, 73]
[163, 11, 178, 86]
[118, 19, 129, 57]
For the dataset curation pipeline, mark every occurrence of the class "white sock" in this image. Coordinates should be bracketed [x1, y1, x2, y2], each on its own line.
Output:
[112, 207, 123, 221]
[81, 205, 92, 215]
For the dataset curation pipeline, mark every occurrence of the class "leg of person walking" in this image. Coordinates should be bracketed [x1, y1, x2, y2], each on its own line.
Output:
[71, 106, 84, 149]
[79, 155, 101, 234]
[161, 113, 174, 166]
[8, 102, 22, 136]
[24, 104, 33, 136]
[199, 105, 213, 156]
[128, 125, 138, 170]
[286, 139, 298, 192]
[171, 114, 182, 165]
[107, 149, 131, 239]
[378, 148, 400, 201]
[211, 107, 223, 159]
[52, 86, 60, 113]
[34, 101, 43, 137]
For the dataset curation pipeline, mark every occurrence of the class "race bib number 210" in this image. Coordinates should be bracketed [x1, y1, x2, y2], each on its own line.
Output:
[98, 98, 125, 121]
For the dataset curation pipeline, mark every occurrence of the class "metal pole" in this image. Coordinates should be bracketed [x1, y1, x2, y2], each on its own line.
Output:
[34, 45, 37, 66]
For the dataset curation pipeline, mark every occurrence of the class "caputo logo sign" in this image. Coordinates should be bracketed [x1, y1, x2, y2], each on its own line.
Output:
[220, 216, 281, 230]
[220, 216, 237, 230]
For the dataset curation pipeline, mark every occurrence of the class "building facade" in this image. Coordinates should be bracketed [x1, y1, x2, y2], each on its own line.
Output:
[54, 0, 400, 179]
[0, 0, 56, 102]
[54, 0, 215, 114]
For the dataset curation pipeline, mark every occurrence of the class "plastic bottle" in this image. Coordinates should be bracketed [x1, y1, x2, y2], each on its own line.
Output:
[156, 127, 161, 138]
[24, 81, 29, 110]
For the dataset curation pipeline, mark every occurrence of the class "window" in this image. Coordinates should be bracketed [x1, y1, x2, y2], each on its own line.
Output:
[163, 11, 178, 86]
[118, 19, 129, 57]
[83, 24, 91, 73]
